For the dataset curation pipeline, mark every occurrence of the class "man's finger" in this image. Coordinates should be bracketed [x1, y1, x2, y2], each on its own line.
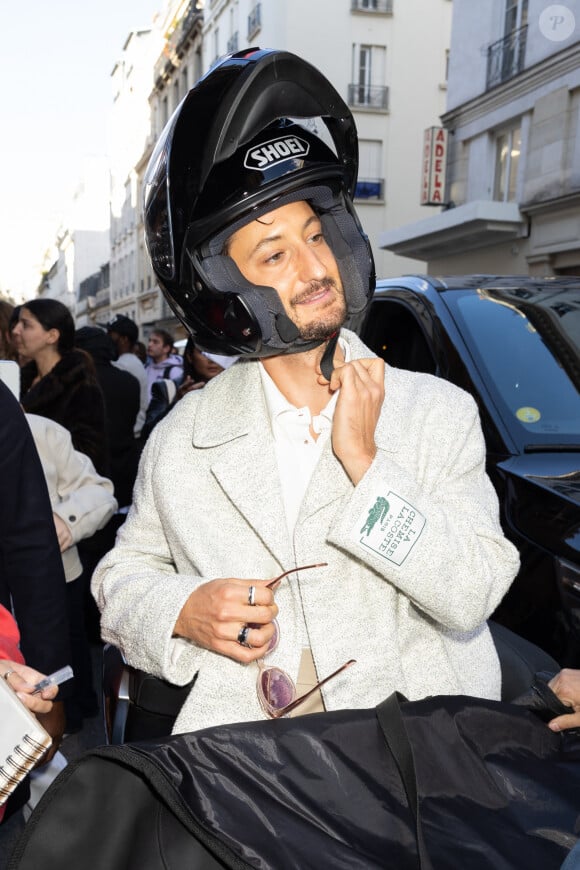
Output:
[548, 712, 580, 731]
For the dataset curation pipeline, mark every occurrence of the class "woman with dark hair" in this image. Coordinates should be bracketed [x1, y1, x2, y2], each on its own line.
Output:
[12, 299, 109, 734]
[13, 299, 107, 475]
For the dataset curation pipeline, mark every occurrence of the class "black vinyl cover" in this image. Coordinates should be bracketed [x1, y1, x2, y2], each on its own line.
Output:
[10, 693, 580, 870]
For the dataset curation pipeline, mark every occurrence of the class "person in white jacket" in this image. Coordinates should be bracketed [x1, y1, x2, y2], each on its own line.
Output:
[92, 50, 520, 734]
[26, 414, 117, 732]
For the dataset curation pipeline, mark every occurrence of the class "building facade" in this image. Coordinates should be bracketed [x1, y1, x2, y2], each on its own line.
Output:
[379, 0, 580, 277]
[106, 24, 165, 332]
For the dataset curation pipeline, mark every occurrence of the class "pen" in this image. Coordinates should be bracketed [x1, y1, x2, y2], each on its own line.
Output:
[32, 665, 74, 695]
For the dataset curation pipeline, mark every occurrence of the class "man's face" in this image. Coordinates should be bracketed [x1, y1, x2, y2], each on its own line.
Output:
[227, 200, 346, 341]
[147, 333, 170, 362]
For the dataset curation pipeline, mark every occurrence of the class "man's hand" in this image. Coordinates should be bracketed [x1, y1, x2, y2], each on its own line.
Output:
[548, 669, 580, 731]
[53, 513, 73, 553]
[176, 376, 205, 401]
[174, 577, 279, 663]
[322, 357, 385, 485]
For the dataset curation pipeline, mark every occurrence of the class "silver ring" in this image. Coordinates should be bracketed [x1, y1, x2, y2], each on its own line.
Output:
[2, 669, 15, 682]
[248, 585, 256, 606]
[237, 625, 252, 648]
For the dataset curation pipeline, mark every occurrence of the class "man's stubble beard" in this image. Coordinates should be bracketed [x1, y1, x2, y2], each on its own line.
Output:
[291, 279, 347, 342]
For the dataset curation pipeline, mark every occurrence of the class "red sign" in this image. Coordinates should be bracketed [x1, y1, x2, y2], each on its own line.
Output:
[421, 127, 448, 206]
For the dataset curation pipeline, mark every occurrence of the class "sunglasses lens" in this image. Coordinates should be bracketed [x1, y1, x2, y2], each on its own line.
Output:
[266, 618, 280, 654]
[258, 666, 295, 715]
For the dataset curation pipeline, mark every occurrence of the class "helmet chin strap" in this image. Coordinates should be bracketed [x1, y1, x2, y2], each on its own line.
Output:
[320, 331, 339, 381]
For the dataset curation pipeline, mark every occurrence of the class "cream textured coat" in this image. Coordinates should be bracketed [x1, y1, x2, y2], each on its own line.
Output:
[27, 414, 117, 582]
[92, 330, 520, 734]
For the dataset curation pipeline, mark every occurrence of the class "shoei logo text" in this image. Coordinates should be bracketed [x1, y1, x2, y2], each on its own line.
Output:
[244, 136, 310, 170]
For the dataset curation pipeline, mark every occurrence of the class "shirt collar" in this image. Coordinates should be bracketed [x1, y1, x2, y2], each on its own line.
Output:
[259, 336, 351, 427]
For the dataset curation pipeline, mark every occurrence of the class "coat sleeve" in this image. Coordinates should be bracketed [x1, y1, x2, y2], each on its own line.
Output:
[0, 384, 71, 680]
[327, 382, 520, 632]
[91, 419, 205, 685]
[45, 422, 118, 546]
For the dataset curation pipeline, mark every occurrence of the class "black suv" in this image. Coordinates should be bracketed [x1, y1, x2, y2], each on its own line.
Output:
[354, 275, 580, 664]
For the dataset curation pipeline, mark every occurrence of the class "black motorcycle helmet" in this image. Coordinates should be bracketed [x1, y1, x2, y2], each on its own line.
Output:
[143, 47, 375, 358]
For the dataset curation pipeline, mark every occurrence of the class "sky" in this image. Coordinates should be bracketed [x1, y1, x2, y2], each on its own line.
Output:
[0, 0, 162, 301]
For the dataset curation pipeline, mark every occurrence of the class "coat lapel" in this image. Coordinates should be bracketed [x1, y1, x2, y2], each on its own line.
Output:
[210, 434, 293, 569]
[193, 362, 293, 569]
[298, 440, 352, 525]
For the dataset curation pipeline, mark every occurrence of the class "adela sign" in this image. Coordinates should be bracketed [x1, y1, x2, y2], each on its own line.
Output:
[421, 126, 448, 206]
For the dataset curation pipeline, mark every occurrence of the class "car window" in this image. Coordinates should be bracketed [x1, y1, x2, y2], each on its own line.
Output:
[450, 291, 580, 448]
[361, 300, 437, 375]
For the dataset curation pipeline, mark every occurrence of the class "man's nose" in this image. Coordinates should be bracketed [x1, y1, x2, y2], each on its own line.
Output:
[297, 243, 327, 281]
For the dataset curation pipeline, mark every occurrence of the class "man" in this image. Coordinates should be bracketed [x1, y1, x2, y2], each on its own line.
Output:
[92, 49, 520, 734]
[104, 314, 148, 439]
[145, 328, 183, 400]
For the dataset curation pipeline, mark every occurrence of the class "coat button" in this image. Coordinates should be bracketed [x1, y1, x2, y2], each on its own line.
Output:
[68, 515, 77, 522]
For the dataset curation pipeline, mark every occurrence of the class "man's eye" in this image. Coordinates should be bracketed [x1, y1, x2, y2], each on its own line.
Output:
[265, 251, 283, 264]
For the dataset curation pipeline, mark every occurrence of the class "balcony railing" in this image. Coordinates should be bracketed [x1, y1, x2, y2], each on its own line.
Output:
[247, 3, 262, 41]
[226, 32, 239, 53]
[348, 83, 389, 111]
[486, 24, 527, 89]
[351, 0, 393, 12]
[354, 178, 385, 200]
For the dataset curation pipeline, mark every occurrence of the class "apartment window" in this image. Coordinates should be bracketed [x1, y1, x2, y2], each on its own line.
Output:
[349, 45, 388, 110]
[227, 31, 239, 53]
[494, 126, 521, 202]
[355, 140, 384, 200]
[504, 0, 528, 35]
[487, 0, 528, 88]
[351, 0, 393, 12]
[247, 3, 261, 41]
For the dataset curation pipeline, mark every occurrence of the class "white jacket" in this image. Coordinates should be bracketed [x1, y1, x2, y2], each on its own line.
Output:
[27, 414, 117, 582]
[92, 330, 520, 733]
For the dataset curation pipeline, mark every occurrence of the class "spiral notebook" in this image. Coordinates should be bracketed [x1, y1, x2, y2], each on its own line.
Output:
[0, 675, 52, 804]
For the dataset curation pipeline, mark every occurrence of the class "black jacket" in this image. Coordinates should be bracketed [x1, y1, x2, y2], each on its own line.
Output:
[0, 381, 70, 677]
[20, 350, 107, 475]
[74, 328, 140, 508]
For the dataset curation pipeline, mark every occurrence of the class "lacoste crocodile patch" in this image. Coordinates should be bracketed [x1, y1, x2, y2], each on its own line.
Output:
[355, 492, 425, 566]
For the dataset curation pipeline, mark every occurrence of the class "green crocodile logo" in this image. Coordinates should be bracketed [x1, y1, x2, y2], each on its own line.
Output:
[360, 497, 390, 537]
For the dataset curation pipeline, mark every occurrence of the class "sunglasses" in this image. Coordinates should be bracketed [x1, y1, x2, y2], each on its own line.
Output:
[251, 563, 356, 719]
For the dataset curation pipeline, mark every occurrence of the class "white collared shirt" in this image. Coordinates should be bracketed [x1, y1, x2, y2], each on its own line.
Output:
[259, 338, 350, 539]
